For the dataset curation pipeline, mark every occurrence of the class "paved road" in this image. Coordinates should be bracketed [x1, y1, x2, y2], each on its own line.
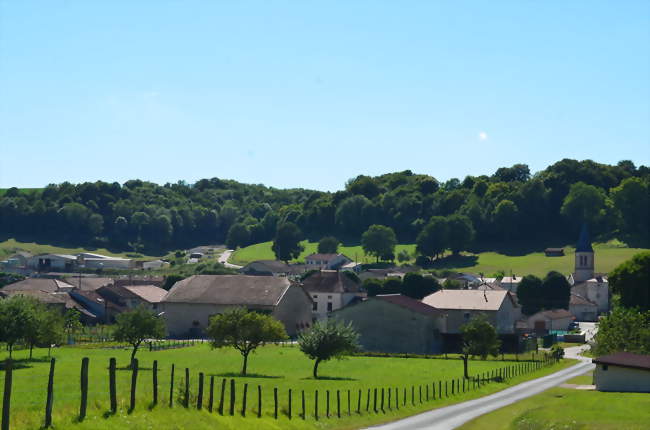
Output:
[218, 249, 243, 269]
[578, 321, 598, 342]
[367, 346, 593, 430]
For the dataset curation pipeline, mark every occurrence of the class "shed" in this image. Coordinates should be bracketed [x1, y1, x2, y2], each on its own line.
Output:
[526, 309, 574, 332]
[544, 248, 565, 257]
[593, 352, 650, 392]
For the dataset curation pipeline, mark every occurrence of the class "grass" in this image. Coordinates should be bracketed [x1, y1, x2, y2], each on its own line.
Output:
[1, 343, 571, 430]
[0, 238, 163, 260]
[230, 240, 647, 277]
[458, 370, 650, 430]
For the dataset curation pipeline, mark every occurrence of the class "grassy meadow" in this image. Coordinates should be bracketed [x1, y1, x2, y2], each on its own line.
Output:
[230, 240, 646, 277]
[458, 371, 650, 430]
[1, 343, 571, 430]
[0, 238, 164, 260]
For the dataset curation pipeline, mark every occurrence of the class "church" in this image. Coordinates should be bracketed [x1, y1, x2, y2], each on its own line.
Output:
[568, 224, 609, 321]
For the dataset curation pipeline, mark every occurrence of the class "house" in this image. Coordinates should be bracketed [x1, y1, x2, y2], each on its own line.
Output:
[1, 278, 75, 293]
[526, 309, 574, 333]
[340, 261, 362, 273]
[304, 253, 352, 270]
[358, 267, 418, 282]
[499, 276, 522, 292]
[28, 254, 78, 272]
[161, 275, 313, 338]
[122, 285, 167, 309]
[544, 248, 565, 257]
[593, 352, 650, 393]
[0, 289, 67, 312]
[301, 270, 366, 320]
[331, 294, 445, 354]
[568, 224, 609, 314]
[70, 289, 123, 323]
[96, 284, 165, 311]
[569, 293, 598, 322]
[77, 253, 134, 270]
[421, 289, 519, 334]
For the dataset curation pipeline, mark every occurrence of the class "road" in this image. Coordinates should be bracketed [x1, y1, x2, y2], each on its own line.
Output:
[218, 249, 243, 269]
[367, 345, 594, 430]
[578, 321, 598, 342]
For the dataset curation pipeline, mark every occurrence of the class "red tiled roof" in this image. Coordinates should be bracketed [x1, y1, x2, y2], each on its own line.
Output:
[593, 352, 650, 371]
[375, 294, 441, 317]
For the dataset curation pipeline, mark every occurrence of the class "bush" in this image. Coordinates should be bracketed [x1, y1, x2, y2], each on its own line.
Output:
[415, 255, 431, 268]
[550, 344, 564, 360]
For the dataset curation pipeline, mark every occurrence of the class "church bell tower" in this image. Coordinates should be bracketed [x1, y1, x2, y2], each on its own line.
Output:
[573, 223, 594, 283]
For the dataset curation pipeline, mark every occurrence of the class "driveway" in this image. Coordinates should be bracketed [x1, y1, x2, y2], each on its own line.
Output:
[578, 321, 598, 342]
[367, 346, 593, 430]
[218, 249, 243, 269]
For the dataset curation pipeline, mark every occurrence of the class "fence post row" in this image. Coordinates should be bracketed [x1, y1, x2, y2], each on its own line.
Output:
[184, 368, 190, 408]
[208, 376, 215, 413]
[197, 372, 204, 410]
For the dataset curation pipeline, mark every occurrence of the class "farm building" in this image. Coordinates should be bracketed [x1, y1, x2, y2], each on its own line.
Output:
[304, 253, 352, 270]
[593, 352, 650, 393]
[161, 275, 313, 338]
[331, 294, 445, 354]
[544, 248, 565, 256]
[525, 309, 574, 333]
[301, 270, 366, 320]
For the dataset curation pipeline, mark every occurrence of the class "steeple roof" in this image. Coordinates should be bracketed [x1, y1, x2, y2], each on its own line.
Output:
[576, 223, 593, 253]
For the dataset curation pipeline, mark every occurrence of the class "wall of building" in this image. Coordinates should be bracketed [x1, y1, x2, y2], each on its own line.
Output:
[570, 303, 598, 321]
[331, 300, 443, 354]
[272, 285, 313, 337]
[594, 364, 650, 393]
[444, 310, 498, 334]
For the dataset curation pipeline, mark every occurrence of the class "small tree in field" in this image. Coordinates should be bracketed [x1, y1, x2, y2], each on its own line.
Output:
[0, 295, 37, 358]
[298, 320, 359, 379]
[460, 314, 501, 379]
[39, 310, 65, 357]
[113, 306, 166, 364]
[207, 308, 288, 376]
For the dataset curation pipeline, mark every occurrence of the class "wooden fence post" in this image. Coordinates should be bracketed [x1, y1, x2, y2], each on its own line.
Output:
[426, 384, 429, 401]
[373, 388, 377, 413]
[380, 388, 384, 412]
[130, 358, 138, 412]
[258, 385, 262, 418]
[241, 383, 248, 417]
[357, 389, 361, 414]
[432, 381, 436, 400]
[197, 372, 204, 410]
[169, 364, 175, 408]
[419, 385, 422, 403]
[109, 358, 117, 413]
[208, 376, 214, 413]
[229, 379, 235, 416]
[2, 359, 12, 430]
[403, 387, 406, 406]
[366, 388, 371, 412]
[302, 390, 306, 419]
[395, 387, 399, 410]
[347, 389, 351, 416]
[218, 379, 226, 415]
[274, 387, 278, 419]
[184, 368, 190, 408]
[152, 360, 158, 406]
[288, 388, 292, 419]
[44, 358, 55, 428]
[438, 381, 442, 399]
[79, 357, 89, 420]
[315, 390, 319, 420]
[337, 390, 341, 418]
[411, 386, 414, 405]
[326, 390, 330, 417]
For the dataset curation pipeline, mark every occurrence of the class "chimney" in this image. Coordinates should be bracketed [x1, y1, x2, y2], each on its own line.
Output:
[484, 290, 488, 302]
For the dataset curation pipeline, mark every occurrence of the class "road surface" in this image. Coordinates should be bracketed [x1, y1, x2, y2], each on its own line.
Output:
[367, 345, 593, 430]
[218, 249, 243, 269]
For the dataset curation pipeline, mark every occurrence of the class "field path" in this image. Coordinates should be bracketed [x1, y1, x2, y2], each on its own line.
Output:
[367, 345, 594, 430]
[218, 249, 243, 269]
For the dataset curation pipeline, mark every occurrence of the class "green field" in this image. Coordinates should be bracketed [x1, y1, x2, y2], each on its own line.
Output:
[0, 238, 163, 260]
[1, 343, 570, 430]
[458, 371, 650, 430]
[230, 240, 647, 277]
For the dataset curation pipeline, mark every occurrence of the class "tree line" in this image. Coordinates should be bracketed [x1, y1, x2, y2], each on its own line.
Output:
[1, 159, 648, 253]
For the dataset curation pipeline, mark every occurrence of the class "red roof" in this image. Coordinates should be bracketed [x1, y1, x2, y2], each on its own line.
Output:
[375, 294, 441, 317]
[593, 352, 650, 371]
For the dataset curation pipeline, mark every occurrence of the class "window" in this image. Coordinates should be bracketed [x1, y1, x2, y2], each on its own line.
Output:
[602, 364, 608, 371]
[464, 312, 471, 321]
[312, 295, 318, 299]
[327, 302, 333, 312]
[313, 302, 318, 311]
[327, 295, 332, 299]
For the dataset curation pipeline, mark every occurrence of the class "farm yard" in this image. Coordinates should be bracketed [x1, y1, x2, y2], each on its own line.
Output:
[0, 343, 569, 430]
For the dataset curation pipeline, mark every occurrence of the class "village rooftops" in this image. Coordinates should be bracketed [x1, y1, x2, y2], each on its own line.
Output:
[0, 289, 67, 303]
[63, 277, 114, 291]
[124, 285, 168, 303]
[162, 275, 292, 306]
[422, 289, 514, 311]
[375, 294, 442, 317]
[1, 278, 74, 293]
[533, 309, 574, 320]
[593, 352, 650, 371]
[301, 270, 363, 294]
[570, 293, 597, 306]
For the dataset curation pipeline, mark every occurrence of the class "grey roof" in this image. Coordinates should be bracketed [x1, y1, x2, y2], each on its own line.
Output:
[530, 309, 574, 320]
[162, 275, 291, 306]
[593, 352, 650, 371]
[422, 289, 512, 311]
[63, 277, 114, 291]
[124, 285, 168, 303]
[242, 260, 293, 275]
[1, 278, 74, 293]
[301, 270, 363, 294]
[576, 223, 593, 253]
[375, 294, 442, 317]
[0, 289, 67, 303]
[570, 293, 597, 306]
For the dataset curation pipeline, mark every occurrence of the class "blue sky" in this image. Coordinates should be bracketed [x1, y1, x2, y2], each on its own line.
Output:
[1, 1, 648, 191]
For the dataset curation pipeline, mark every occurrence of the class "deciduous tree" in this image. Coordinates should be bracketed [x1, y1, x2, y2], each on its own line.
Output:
[460, 315, 501, 378]
[113, 306, 166, 364]
[298, 320, 359, 379]
[317, 236, 340, 254]
[609, 251, 650, 311]
[272, 222, 304, 263]
[361, 225, 397, 262]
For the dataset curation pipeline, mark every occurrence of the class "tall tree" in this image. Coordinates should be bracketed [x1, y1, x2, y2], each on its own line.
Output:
[542, 271, 571, 310]
[0, 295, 37, 358]
[361, 225, 397, 262]
[113, 306, 166, 364]
[560, 182, 607, 227]
[610, 178, 650, 246]
[298, 320, 359, 379]
[593, 307, 650, 356]
[401, 272, 440, 299]
[609, 251, 650, 311]
[492, 200, 519, 240]
[516, 275, 544, 315]
[460, 315, 501, 378]
[207, 308, 287, 376]
[416, 216, 448, 259]
[272, 222, 304, 263]
[317, 236, 340, 254]
[226, 223, 250, 249]
[446, 214, 475, 255]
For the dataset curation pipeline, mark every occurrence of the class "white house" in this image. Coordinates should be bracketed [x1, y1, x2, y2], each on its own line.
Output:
[593, 352, 650, 393]
[304, 253, 352, 270]
[301, 270, 366, 320]
[28, 254, 78, 271]
[499, 276, 522, 292]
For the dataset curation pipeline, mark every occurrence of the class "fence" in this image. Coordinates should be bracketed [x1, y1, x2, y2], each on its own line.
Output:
[0, 353, 559, 429]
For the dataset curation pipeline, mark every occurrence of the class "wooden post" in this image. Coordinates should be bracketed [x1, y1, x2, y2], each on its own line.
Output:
[109, 357, 117, 413]
[326, 390, 330, 417]
[152, 360, 158, 406]
[302, 390, 306, 419]
[445, 380, 448, 397]
[315, 390, 319, 420]
[403, 387, 406, 406]
[184, 368, 190, 408]
[274, 387, 278, 419]
[357, 389, 361, 414]
[169, 364, 175, 408]
[44, 358, 55, 428]
[288, 388, 292, 419]
[229, 379, 235, 416]
[388, 386, 392, 409]
[241, 383, 248, 417]
[452, 379, 455, 395]
[130, 358, 138, 412]
[347, 389, 351, 416]
[337, 390, 341, 418]
[380, 388, 384, 412]
[373, 388, 377, 413]
[2, 359, 12, 430]
[197, 372, 204, 410]
[438, 381, 442, 399]
[432, 381, 436, 399]
[419, 385, 422, 403]
[79, 357, 89, 420]
[258, 385, 262, 418]
[426, 384, 429, 401]
[218, 378, 226, 415]
[366, 388, 370, 412]
[208, 376, 214, 413]
[395, 387, 399, 410]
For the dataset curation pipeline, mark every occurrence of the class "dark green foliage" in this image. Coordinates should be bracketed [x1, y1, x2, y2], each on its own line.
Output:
[593, 307, 650, 355]
[272, 222, 304, 263]
[446, 214, 475, 255]
[317, 236, 340, 254]
[226, 223, 250, 249]
[363, 273, 439, 299]
[516, 275, 544, 315]
[460, 314, 501, 378]
[542, 271, 571, 310]
[298, 320, 359, 379]
[361, 225, 397, 262]
[113, 306, 166, 363]
[609, 251, 650, 311]
[416, 216, 448, 258]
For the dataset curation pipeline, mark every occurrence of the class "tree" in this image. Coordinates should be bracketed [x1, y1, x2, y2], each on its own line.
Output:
[272, 222, 304, 263]
[88, 213, 104, 237]
[0, 295, 37, 358]
[113, 306, 166, 364]
[560, 182, 607, 226]
[446, 214, 475, 255]
[460, 314, 501, 378]
[207, 308, 287, 376]
[298, 320, 359, 379]
[542, 271, 571, 310]
[23, 299, 44, 360]
[64, 308, 83, 338]
[416, 216, 448, 259]
[516, 275, 543, 315]
[361, 225, 397, 262]
[401, 272, 440, 299]
[317, 236, 339, 254]
[610, 178, 649, 245]
[609, 251, 650, 311]
[226, 223, 250, 249]
[492, 200, 518, 240]
[38, 310, 65, 357]
[593, 307, 650, 356]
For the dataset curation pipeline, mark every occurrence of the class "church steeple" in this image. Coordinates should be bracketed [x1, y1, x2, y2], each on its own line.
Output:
[574, 223, 595, 282]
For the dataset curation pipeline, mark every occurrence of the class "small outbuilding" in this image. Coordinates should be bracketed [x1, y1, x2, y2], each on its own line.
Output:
[544, 248, 565, 257]
[526, 309, 574, 333]
[592, 352, 650, 393]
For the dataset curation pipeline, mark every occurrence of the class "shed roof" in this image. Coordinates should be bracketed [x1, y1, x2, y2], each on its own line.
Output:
[305, 253, 348, 261]
[162, 275, 291, 306]
[593, 352, 650, 371]
[375, 294, 442, 317]
[124, 285, 168, 303]
[421, 289, 511, 311]
[570, 293, 597, 307]
[529, 309, 574, 320]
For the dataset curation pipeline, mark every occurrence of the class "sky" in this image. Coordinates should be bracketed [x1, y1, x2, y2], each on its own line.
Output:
[1, 1, 649, 191]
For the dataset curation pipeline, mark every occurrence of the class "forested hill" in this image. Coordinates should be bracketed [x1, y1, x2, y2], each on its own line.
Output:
[1, 159, 648, 253]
